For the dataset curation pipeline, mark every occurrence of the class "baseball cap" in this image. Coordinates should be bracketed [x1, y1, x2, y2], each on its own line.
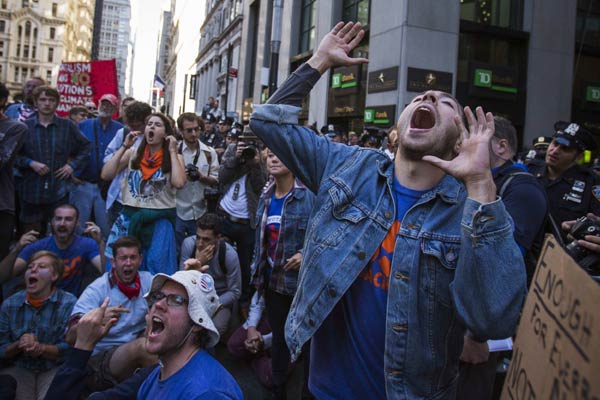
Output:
[146, 270, 222, 348]
[553, 121, 597, 151]
[99, 94, 119, 107]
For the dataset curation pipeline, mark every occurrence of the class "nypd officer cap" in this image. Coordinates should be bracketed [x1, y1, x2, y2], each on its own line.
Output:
[553, 121, 597, 151]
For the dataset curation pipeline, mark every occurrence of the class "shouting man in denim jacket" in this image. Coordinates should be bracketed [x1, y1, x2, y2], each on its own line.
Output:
[249, 22, 526, 400]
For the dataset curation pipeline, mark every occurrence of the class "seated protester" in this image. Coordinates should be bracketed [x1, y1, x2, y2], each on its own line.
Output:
[66, 236, 156, 393]
[0, 251, 77, 400]
[101, 113, 186, 276]
[227, 290, 274, 389]
[45, 298, 156, 400]
[139, 270, 243, 399]
[180, 213, 241, 336]
[0, 204, 104, 297]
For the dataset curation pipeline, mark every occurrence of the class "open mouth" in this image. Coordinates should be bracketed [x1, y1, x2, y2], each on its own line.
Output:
[410, 106, 436, 130]
[27, 277, 38, 286]
[149, 316, 165, 337]
[148, 130, 155, 140]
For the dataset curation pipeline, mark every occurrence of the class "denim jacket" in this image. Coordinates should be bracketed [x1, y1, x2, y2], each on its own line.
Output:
[250, 178, 316, 296]
[249, 104, 526, 399]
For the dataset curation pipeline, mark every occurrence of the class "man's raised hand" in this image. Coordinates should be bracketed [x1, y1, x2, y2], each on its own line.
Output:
[308, 21, 368, 74]
[74, 297, 118, 351]
[422, 106, 497, 203]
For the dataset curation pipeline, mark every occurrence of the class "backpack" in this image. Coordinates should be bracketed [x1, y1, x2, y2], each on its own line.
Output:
[217, 239, 227, 276]
[494, 169, 548, 284]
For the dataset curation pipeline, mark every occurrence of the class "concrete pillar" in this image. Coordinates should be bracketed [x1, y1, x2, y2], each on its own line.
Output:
[523, 0, 577, 144]
[307, 0, 336, 127]
[367, 0, 460, 124]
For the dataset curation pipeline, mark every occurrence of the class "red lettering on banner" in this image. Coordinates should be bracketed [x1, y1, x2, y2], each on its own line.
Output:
[56, 60, 119, 117]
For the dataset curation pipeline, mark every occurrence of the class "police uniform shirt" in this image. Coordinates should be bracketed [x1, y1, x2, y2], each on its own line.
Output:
[528, 162, 600, 227]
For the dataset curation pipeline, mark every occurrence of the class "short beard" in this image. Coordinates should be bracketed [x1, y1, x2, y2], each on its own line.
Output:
[399, 140, 456, 162]
[98, 110, 111, 118]
[51, 225, 73, 240]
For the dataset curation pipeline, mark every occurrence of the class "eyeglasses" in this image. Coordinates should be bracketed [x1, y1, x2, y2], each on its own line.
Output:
[146, 291, 189, 307]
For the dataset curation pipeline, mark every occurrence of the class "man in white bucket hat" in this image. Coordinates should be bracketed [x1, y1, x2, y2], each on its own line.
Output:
[138, 270, 243, 399]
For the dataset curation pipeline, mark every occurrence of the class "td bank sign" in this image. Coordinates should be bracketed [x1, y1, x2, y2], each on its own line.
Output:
[474, 68, 517, 94]
[587, 86, 600, 103]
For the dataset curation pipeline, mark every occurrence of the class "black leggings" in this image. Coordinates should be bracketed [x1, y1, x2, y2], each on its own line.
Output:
[265, 289, 294, 388]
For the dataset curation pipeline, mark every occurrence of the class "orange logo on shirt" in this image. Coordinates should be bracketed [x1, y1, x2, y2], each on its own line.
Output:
[358, 220, 401, 291]
[63, 256, 82, 279]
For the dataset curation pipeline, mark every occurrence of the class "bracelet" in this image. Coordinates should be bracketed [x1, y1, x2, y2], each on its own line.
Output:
[121, 144, 131, 150]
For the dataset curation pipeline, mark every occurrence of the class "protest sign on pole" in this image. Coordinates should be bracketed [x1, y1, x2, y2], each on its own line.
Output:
[501, 236, 599, 400]
[55, 59, 119, 117]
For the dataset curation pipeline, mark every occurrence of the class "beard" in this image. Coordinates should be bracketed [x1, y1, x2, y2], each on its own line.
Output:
[50, 224, 74, 239]
[98, 110, 112, 118]
[397, 122, 460, 162]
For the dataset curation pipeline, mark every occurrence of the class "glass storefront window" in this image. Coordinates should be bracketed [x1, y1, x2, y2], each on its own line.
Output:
[299, 0, 316, 54]
[460, 0, 523, 30]
[457, 31, 528, 143]
[343, 0, 370, 27]
[576, 0, 600, 48]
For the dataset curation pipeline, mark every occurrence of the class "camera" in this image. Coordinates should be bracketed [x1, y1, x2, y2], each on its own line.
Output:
[185, 164, 201, 181]
[238, 126, 259, 162]
[565, 216, 600, 275]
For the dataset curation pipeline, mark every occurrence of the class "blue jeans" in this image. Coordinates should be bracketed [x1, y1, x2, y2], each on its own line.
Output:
[70, 182, 108, 240]
[175, 216, 197, 252]
[220, 217, 255, 304]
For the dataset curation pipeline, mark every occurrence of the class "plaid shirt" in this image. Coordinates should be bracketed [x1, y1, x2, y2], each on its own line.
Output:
[16, 114, 90, 204]
[250, 178, 315, 295]
[0, 289, 76, 372]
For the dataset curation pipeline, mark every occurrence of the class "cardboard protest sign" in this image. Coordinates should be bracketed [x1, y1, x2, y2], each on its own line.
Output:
[501, 236, 599, 400]
[56, 60, 118, 117]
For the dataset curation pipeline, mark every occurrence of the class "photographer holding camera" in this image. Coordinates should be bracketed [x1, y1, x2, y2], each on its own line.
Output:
[218, 125, 267, 314]
[175, 113, 219, 250]
[561, 213, 600, 279]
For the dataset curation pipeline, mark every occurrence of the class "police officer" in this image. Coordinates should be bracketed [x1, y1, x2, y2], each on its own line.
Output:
[528, 121, 600, 240]
[524, 136, 552, 167]
[201, 113, 225, 150]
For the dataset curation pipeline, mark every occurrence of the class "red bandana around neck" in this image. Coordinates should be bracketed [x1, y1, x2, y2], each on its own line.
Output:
[111, 269, 141, 300]
[140, 146, 163, 180]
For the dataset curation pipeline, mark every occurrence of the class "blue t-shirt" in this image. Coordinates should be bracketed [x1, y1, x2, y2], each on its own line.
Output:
[137, 349, 243, 400]
[18, 236, 100, 297]
[77, 118, 123, 182]
[310, 177, 429, 399]
[265, 191, 289, 265]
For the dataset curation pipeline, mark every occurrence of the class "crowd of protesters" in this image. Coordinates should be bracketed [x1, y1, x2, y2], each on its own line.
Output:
[0, 21, 599, 400]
